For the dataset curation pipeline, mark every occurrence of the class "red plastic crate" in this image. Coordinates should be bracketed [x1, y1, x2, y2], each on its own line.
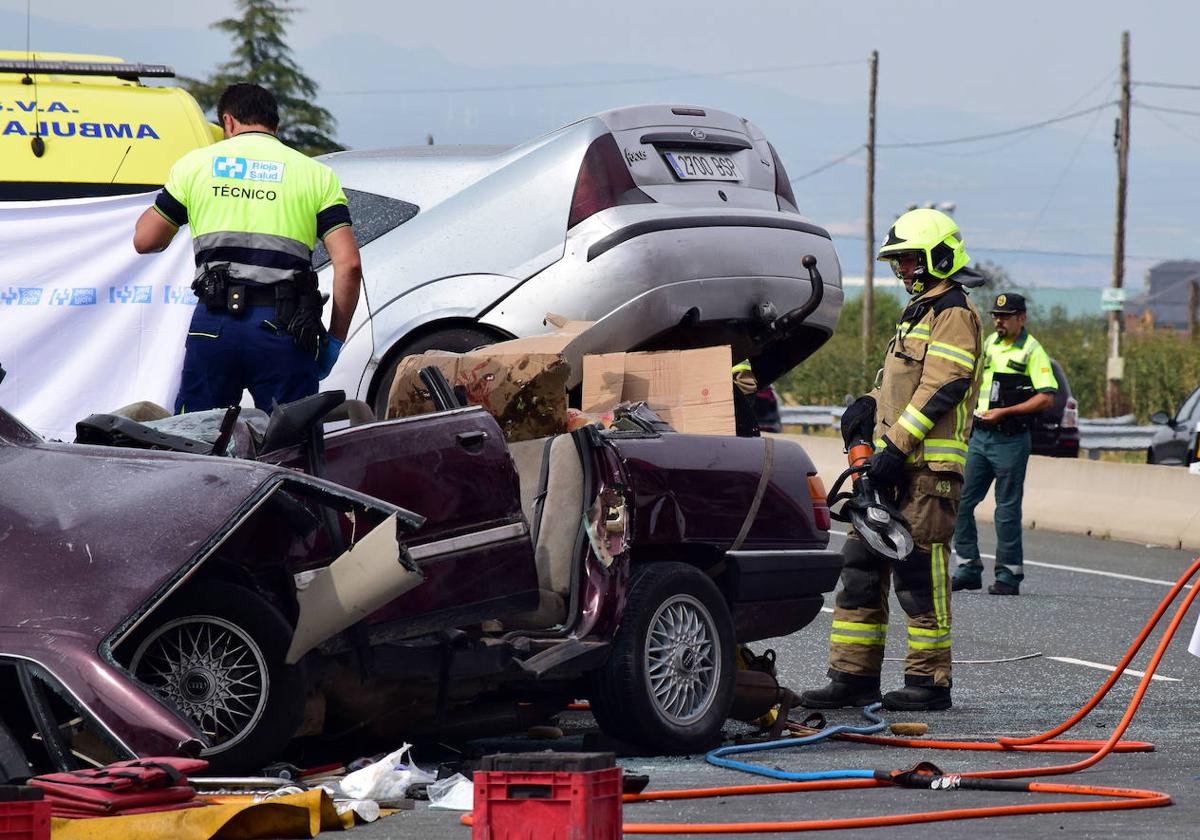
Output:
[0, 800, 50, 840]
[472, 767, 622, 840]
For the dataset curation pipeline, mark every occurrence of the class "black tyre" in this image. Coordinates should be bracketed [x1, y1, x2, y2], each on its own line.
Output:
[127, 580, 304, 773]
[373, 326, 501, 418]
[589, 563, 736, 754]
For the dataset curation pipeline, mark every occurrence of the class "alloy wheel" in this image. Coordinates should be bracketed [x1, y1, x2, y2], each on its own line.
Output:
[642, 594, 720, 725]
[130, 615, 269, 752]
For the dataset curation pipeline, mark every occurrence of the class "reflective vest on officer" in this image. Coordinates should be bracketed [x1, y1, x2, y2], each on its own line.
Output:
[976, 329, 1058, 416]
[151, 131, 350, 284]
[870, 278, 983, 476]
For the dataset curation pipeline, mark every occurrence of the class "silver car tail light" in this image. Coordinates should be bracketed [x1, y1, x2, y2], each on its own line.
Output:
[568, 134, 654, 228]
[768, 143, 799, 213]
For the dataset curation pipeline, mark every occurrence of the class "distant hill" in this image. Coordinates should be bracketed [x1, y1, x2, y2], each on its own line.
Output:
[3, 9, 1192, 287]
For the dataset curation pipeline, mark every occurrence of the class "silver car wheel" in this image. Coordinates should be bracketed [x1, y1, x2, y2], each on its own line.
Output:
[130, 615, 269, 753]
[643, 594, 720, 725]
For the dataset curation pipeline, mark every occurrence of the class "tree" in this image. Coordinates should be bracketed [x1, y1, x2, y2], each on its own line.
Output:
[183, 0, 340, 156]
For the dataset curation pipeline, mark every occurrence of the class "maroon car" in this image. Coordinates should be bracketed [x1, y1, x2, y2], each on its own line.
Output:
[0, 390, 839, 773]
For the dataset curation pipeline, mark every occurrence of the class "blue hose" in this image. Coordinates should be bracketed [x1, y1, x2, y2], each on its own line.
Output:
[705, 703, 888, 781]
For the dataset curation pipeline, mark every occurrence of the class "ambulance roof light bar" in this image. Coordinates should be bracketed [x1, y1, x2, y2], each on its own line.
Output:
[0, 60, 176, 81]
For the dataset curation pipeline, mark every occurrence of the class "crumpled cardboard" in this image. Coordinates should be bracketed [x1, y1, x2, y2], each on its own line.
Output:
[581, 345, 735, 436]
[385, 315, 589, 442]
[386, 316, 736, 439]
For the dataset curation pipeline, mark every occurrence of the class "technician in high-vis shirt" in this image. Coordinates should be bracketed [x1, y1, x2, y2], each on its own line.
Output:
[799, 208, 984, 713]
[132, 83, 361, 413]
[952, 292, 1058, 596]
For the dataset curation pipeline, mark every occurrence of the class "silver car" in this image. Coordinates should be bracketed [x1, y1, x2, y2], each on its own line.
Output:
[1148, 384, 1200, 465]
[315, 104, 844, 416]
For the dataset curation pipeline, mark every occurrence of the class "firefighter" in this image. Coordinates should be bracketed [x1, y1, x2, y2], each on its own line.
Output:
[952, 292, 1058, 595]
[800, 208, 984, 712]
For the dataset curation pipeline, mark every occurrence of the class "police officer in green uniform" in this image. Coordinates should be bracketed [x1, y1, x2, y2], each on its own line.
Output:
[133, 83, 362, 413]
[952, 293, 1058, 595]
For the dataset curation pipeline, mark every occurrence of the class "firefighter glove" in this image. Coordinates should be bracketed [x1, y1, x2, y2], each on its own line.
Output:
[840, 395, 877, 448]
[867, 438, 907, 490]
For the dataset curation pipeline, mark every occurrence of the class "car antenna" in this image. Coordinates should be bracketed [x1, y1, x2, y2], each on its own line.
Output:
[110, 145, 133, 183]
[24, 0, 45, 158]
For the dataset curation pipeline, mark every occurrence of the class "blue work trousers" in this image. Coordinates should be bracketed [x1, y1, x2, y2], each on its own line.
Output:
[952, 426, 1032, 584]
[174, 304, 318, 414]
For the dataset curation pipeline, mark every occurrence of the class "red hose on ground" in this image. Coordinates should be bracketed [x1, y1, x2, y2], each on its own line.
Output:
[463, 558, 1198, 833]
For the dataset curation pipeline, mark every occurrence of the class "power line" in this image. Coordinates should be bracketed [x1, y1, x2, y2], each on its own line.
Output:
[1015, 103, 1108, 251]
[1135, 80, 1200, 91]
[877, 103, 1115, 149]
[324, 59, 865, 97]
[1140, 105, 1200, 146]
[877, 70, 1117, 159]
[789, 145, 864, 183]
[1133, 102, 1200, 118]
[829, 234, 1171, 261]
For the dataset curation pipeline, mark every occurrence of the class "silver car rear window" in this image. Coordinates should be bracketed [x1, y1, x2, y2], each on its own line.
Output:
[313, 188, 418, 268]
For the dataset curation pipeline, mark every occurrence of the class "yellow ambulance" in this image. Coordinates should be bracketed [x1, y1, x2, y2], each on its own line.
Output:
[0, 51, 220, 199]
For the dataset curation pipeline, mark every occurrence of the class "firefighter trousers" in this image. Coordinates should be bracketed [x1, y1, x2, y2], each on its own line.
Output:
[827, 469, 961, 690]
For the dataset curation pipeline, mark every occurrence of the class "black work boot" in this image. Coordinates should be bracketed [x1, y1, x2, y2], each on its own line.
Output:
[988, 570, 1021, 596]
[799, 675, 882, 709]
[882, 684, 952, 711]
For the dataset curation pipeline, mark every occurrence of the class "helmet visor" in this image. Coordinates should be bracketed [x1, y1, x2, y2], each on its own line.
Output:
[887, 251, 926, 281]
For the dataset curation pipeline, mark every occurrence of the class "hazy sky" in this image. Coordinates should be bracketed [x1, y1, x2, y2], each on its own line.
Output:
[9, 0, 1196, 123]
[4, 0, 1199, 286]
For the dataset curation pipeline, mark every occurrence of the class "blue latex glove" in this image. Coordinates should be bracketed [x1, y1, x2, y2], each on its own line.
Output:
[316, 335, 344, 381]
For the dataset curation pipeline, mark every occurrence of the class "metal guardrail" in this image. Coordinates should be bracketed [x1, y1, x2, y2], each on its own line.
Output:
[779, 405, 1156, 451]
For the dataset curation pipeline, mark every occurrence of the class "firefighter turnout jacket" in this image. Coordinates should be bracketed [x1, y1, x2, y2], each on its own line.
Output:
[152, 131, 350, 284]
[872, 279, 984, 475]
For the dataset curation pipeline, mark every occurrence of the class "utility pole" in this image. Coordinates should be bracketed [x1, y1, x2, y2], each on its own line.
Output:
[1106, 30, 1131, 415]
[863, 50, 878, 368]
[1189, 280, 1198, 339]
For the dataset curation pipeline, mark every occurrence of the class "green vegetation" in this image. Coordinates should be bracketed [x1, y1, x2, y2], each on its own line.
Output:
[183, 0, 341, 156]
[778, 295, 1200, 421]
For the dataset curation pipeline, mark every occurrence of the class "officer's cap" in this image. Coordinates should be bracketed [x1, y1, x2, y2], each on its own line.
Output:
[990, 292, 1026, 315]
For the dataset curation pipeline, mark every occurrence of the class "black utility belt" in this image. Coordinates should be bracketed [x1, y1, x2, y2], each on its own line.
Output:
[975, 419, 1030, 436]
[224, 283, 278, 313]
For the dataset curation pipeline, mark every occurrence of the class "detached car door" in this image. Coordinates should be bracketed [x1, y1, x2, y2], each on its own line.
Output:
[264, 407, 539, 636]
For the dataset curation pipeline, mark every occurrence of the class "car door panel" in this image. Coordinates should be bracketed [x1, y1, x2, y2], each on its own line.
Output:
[264, 407, 539, 630]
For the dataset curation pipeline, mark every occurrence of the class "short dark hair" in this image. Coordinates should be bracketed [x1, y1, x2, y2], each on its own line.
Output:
[217, 83, 280, 131]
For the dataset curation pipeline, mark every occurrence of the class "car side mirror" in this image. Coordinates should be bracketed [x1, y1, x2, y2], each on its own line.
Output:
[1149, 411, 1172, 427]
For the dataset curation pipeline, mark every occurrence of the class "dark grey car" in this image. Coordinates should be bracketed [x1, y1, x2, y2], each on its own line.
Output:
[1148, 384, 1200, 465]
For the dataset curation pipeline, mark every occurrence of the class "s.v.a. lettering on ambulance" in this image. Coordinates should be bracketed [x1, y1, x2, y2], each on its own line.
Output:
[2, 99, 159, 139]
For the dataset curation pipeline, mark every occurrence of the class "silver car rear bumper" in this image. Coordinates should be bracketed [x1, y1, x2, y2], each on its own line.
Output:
[479, 210, 843, 384]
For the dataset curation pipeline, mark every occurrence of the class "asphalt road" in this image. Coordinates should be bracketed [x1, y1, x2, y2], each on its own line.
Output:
[353, 526, 1200, 839]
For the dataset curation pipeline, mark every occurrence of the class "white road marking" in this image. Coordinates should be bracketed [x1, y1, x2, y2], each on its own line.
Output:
[827, 529, 1190, 589]
[820, 607, 833, 614]
[1046, 656, 1180, 683]
[820, 529, 1184, 681]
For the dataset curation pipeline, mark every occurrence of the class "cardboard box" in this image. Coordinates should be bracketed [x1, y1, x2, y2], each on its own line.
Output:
[384, 315, 589, 442]
[581, 345, 735, 436]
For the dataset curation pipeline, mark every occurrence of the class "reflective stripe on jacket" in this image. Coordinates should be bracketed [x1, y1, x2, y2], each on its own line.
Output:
[976, 329, 1059, 412]
[871, 278, 984, 476]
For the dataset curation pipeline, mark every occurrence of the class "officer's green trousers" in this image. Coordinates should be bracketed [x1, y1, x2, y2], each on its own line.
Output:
[952, 426, 1031, 584]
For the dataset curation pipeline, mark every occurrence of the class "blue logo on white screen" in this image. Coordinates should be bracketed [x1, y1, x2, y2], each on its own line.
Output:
[212, 156, 284, 182]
